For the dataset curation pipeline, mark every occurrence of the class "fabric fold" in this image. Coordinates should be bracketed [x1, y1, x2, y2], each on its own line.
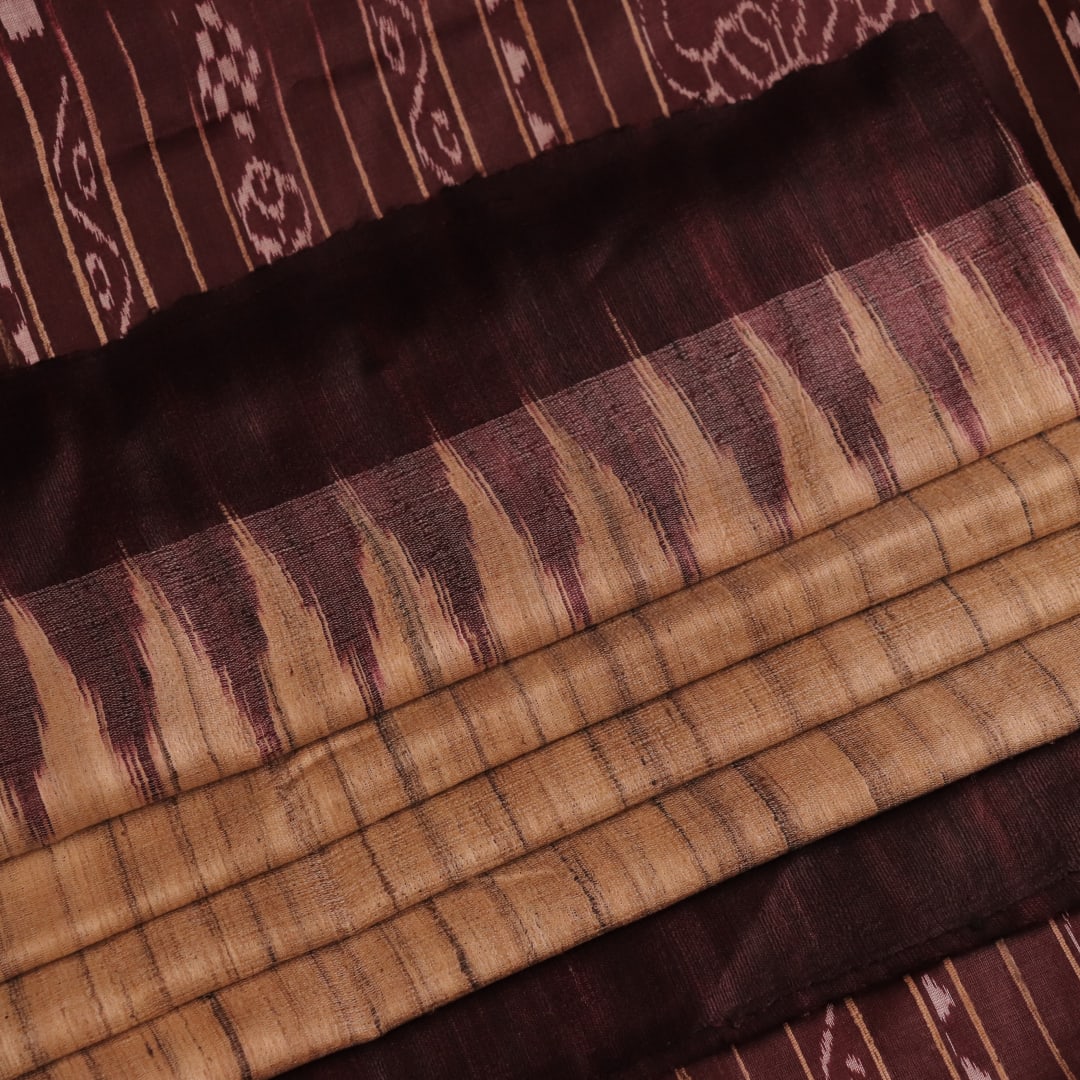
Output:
[22, 609, 1080, 1078]
[5, 416, 1080, 985]
[3, 16, 1080, 1079]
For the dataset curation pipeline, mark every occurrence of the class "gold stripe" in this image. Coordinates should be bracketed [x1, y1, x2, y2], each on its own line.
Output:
[187, 91, 254, 271]
[617, 0, 669, 117]
[106, 13, 207, 292]
[942, 959, 1010, 1080]
[1038, 0, 1080, 95]
[1048, 918, 1080, 983]
[261, 44, 331, 238]
[904, 976, 962, 1080]
[308, 9, 383, 217]
[355, 0, 430, 198]
[565, 0, 619, 127]
[731, 1046, 753, 1080]
[1, 54, 107, 344]
[977, 0, 1080, 222]
[783, 1023, 815, 1080]
[418, 0, 485, 175]
[846, 997, 894, 1080]
[0, 189, 51, 355]
[996, 939, 1077, 1080]
[50, 13, 157, 310]
[471, 0, 535, 156]
[511, 0, 572, 142]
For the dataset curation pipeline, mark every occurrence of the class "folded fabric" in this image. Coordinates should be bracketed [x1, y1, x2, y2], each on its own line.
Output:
[4, 15, 1080, 1080]
[283, 727, 1080, 1080]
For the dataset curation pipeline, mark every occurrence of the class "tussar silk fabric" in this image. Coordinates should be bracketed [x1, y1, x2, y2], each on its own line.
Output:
[3, 14, 1080, 1080]
[0, 0, 929, 364]
[672, 910, 1080, 1079]
[1, 0, 1077, 369]
[6, 12, 1080, 1075]
[281, 725, 1080, 1078]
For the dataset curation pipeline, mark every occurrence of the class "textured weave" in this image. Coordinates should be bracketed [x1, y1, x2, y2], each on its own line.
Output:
[3, 0, 1079, 367]
[7, 417, 1080, 982]
[0, 0, 928, 364]
[18, 617, 1080, 1078]
[3, 21, 1076, 857]
[3, 17, 1080, 1080]
[674, 910, 1080, 1079]
[281, 727, 1080, 1080]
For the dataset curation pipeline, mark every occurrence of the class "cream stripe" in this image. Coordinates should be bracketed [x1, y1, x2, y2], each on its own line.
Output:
[418, 0, 485, 174]
[783, 1023, 815, 1080]
[355, 0, 430, 197]
[261, 44, 331, 239]
[471, 0, 535, 155]
[617, 0, 669, 117]
[996, 939, 1077, 1080]
[187, 91, 254, 271]
[1048, 918, 1080, 983]
[1, 54, 107, 344]
[565, 0, 618, 127]
[106, 13, 207, 292]
[977, 0, 1080, 222]
[1038, 0, 1080, 95]
[943, 959, 1010, 1080]
[904, 976, 963, 1080]
[846, 998, 894, 1080]
[731, 1046, 753, 1080]
[307, 8, 383, 217]
[511, 0, 572, 142]
[0, 190, 51, 355]
[49, 12, 157, 310]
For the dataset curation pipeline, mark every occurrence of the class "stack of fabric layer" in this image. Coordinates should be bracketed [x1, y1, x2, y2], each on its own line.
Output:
[1, 2, 1079, 1077]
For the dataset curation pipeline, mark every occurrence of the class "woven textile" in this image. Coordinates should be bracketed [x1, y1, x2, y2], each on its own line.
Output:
[283, 726, 1080, 1080]
[0, 0, 929, 364]
[1, 17, 1080, 1079]
[3, 1, 1079, 368]
[673, 911, 1080, 1079]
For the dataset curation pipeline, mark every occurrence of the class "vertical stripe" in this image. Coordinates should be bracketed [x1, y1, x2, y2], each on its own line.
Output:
[1, 52, 107, 343]
[354, 0, 430, 197]
[187, 91, 254, 271]
[943, 959, 1010, 1080]
[1038, 0, 1080, 94]
[0, 190, 51, 355]
[470, 0, 535, 156]
[617, 0, 669, 116]
[564, 0, 619, 127]
[783, 1023, 816, 1080]
[510, 0, 572, 141]
[996, 939, 1078, 1080]
[846, 997, 895, 1080]
[977, 0, 1080, 221]
[259, 43, 331, 239]
[904, 976, 963, 1080]
[48, 6, 157, 309]
[418, 0, 485, 174]
[106, 12, 207, 292]
[306, 8, 383, 218]
[1049, 918, 1080, 983]
[731, 1046, 753, 1080]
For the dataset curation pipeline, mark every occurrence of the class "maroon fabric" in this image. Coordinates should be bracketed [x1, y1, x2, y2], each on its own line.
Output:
[676, 909, 1080, 1079]
[0, 0, 927, 366]
[935, 0, 1080, 248]
[280, 727, 1080, 1079]
[0, 16, 1024, 599]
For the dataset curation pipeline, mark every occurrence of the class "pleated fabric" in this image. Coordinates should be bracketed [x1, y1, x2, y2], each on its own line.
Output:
[3, 15, 1080, 1080]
